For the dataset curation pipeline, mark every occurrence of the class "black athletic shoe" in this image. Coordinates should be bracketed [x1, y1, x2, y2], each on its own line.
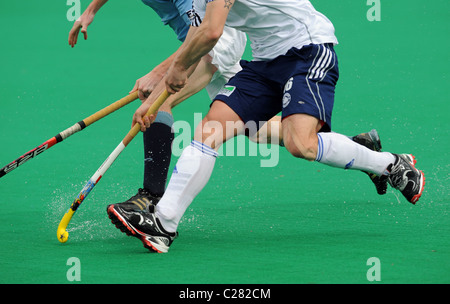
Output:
[107, 188, 160, 213]
[107, 204, 177, 253]
[387, 154, 425, 204]
[352, 129, 388, 195]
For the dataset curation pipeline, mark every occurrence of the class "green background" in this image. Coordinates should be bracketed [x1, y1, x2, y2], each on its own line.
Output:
[0, 0, 448, 284]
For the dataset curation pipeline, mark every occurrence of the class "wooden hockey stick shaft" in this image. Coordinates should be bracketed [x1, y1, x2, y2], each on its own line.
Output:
[57, 90, 169, 243]
[0, 91, 138, 178]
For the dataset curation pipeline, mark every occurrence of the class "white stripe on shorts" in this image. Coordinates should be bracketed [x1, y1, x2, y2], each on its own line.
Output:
[306, 46, 324, 121]
[309, 45, 327, 79]
[317, 48, 332, 79]
[310, 46, 333, 80]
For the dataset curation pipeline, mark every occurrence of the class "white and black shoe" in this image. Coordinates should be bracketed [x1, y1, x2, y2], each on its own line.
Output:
[107, 204, 177, 253]
[387, 154, 425, 204]
[107, 188, 160, 213]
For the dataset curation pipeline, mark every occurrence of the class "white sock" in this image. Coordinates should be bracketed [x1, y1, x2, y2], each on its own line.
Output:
[156, 141, 218, 232]
[316, 132, 395, 175]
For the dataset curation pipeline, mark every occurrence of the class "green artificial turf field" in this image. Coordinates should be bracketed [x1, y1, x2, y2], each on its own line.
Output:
[0, 1, 448, 284]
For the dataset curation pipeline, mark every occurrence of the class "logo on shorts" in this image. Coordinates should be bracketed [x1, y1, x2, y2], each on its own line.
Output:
[218, 85, 236, 97]
[283, 77, 293, 108]
[282, 93, 291, 108]
[284, 77, 293, 92]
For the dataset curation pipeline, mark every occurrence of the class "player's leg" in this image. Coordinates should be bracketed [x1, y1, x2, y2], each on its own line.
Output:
[135, 25, 245, 201]
[249, 113, 387, 193]
[108, 28, 247, 238]
[281, 43, 424, 203]
[281, 114, 424, 203]
[142, 55, 217, 196]
[109, 55, 218, 213]
[282, 114, 395, 174]
[149, 62, 283, 242]
[143, 56, 280, 241]
[107, 100, 243, 252]
[155, 100, 244, 232]
[107, 61, 281, 251]
[247, 115, 283, 144]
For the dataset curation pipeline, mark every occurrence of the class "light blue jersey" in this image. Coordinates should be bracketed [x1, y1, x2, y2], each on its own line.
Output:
[141, 0, 192, 42]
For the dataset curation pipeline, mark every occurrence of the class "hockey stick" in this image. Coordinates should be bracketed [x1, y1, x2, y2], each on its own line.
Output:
[57, 90, 169, 243]
[0, 91, 139, 179]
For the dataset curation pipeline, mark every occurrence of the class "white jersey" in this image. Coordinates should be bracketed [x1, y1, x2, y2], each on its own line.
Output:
[192, 0, 338, 61]
[188, 1, 247, 99]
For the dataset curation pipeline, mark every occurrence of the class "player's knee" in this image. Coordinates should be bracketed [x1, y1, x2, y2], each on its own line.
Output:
[247, 132, 259, 143]
[283, 134, 317, 161]
[194, 116, 225, 149]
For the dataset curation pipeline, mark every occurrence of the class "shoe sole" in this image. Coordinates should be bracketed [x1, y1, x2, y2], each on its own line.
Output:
[402, 154, 425, 204]
[410, 170, 425, 204]
[107, 205, 165, 253]
[107, 205, 136, 237]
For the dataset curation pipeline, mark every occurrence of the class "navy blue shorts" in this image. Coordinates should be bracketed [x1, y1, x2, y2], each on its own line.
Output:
[214, 43, 339, 133]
